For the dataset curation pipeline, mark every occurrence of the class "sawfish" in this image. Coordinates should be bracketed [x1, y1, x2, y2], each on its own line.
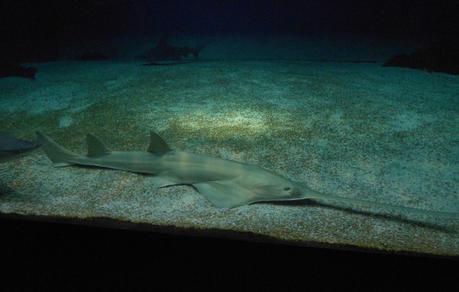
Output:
[36, 131, 458, 226]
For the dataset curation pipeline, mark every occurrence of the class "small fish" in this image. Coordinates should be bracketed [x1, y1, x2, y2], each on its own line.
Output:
[0, 133, 41, 163]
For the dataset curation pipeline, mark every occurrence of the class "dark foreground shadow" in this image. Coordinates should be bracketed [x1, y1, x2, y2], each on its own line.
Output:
[2, 217, 456, 291]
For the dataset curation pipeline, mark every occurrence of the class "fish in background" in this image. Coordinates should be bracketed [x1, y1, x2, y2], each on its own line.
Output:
[141, 34, 206, 64]
[383, 39, 459, 75]
[0, 133, 41, 163]
[0, 62, 37, 80]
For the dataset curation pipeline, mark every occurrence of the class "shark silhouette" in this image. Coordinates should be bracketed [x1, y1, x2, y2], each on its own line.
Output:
[0, 62, 37, 80]
[35, 131, 459, 227]
[142, 34, 205, 62]
[0, 133, 40, 163]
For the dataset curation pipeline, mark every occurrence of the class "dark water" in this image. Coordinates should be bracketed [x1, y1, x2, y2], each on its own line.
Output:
[1, 0, 458, 62]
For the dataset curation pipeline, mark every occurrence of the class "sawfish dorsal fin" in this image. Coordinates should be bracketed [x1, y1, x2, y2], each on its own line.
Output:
[148, 131, 171, 154]
[86, 134, 111, 157]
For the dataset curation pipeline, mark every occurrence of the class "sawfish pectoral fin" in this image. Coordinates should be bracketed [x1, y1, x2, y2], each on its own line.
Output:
[151, 176, 180, 188]
[52, 162, 74, 167]
[193, 181, 256, 209]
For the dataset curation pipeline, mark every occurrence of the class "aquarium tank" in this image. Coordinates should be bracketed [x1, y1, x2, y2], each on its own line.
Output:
[0, 0, 458, 276]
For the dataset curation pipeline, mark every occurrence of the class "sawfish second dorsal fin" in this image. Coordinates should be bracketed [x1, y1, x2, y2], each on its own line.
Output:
[86, 134, 111, 157]
[148, 131, 171, 154]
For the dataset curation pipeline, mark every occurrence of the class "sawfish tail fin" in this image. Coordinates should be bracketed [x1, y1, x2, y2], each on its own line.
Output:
[36, 132, 78, 167]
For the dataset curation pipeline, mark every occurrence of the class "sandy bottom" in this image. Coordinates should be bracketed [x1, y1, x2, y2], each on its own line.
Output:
[0, 60, 458, 256]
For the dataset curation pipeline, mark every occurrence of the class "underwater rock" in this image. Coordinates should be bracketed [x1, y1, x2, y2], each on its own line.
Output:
[383, 40, 459, 75]
[0, 62, 37, 80]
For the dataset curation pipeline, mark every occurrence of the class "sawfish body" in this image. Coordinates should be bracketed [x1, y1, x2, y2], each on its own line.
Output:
[37, 132, 307, 208]
[36, 131, 459, 227]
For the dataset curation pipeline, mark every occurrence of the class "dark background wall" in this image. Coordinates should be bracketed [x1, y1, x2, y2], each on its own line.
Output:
[1, 0, 458, 61]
